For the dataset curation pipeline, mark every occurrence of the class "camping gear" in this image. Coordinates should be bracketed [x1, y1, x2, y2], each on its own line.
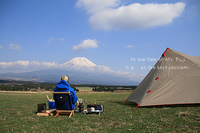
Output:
[84, 104, 104, 115]
[123, 48, 200, 108]
[52, 91, 74, 118]
[46, 95, 56, 109]
[37, 103, 46, 113]
[75, 98, 86, 113]
[87, 104, 104, 111]
[36, 109, 56, 116]
[36, 113, 49, 116]
[78, 102, 84, 113]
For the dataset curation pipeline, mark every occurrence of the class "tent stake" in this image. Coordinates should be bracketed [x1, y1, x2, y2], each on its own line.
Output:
[132, 105, 140, 110]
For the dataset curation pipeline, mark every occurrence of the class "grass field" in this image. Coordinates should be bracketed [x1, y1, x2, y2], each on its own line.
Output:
[0, 91, 200, 133]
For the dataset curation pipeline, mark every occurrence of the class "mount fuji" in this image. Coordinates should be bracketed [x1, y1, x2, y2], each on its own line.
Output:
[61, 57, 96, 68]
[0, 57, 140, 85]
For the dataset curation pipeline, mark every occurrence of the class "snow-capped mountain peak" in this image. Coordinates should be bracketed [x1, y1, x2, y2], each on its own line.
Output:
[62, 57, 96, 67]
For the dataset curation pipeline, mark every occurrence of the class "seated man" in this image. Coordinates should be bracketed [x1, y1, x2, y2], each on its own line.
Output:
[53, 75, 78, 110]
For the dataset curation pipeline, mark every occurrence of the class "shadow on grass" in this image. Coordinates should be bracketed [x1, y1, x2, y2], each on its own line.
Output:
[137, 103, 200, 109]
[111, 100, 200, 109]
[109, 100, 137, 108]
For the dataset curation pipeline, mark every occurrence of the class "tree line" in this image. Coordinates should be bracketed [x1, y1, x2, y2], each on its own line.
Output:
[0, 80, 79, 92]
[92, 86, 137, 92]
[0, 80, 137, 92]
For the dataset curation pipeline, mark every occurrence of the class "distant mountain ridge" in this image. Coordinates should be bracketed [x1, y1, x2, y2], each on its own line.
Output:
[0, 57, 140, 85]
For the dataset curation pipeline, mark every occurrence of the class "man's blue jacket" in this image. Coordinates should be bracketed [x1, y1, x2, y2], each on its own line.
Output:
[53, 80, 78, 109]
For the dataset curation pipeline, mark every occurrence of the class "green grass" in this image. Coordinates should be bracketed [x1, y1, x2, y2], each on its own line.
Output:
[0, 91, 200, 133]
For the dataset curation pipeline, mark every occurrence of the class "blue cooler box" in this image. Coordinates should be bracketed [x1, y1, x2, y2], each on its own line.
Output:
[48, 100, 56, 109]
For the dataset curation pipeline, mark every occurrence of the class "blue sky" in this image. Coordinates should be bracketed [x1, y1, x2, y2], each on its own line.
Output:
[0, 0, 200, 81]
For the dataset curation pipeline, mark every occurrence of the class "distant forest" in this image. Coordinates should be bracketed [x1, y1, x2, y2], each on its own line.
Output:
[0, 80, 137, 92]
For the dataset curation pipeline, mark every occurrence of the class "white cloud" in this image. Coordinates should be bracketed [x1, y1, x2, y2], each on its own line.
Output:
[0, 60, 108, 72]
[0, 60, 59, 69]
[47, 38, 65, 44]
[76, 0, 186, 30]
[0, 46, 3, 49]
[0, 60, 29, 68]
[126, 45, 134, 48]
[93, 66, 143, 81]
[58, 38, 65, 41]
[40, 61, 58, 68]
[9, 43, 21, 50]
[0, 60, 144, 82]
[47, 37, 53, 44]
[29, 61, 58, 68]
[72, 39, 98, 51]
[76, 0, 120, 14]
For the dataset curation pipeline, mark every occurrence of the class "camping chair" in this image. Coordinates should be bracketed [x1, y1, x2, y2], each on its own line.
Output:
[52, 91, 74, 118]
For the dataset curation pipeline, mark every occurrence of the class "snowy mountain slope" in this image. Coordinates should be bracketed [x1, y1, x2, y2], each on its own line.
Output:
[61, 57, 96, 68]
